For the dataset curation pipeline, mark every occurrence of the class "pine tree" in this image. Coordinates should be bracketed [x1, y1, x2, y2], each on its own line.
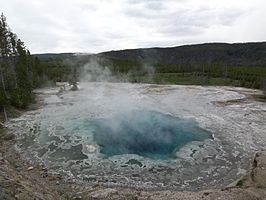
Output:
[0, 13, 41, 114]
[0, 13, 9, 120]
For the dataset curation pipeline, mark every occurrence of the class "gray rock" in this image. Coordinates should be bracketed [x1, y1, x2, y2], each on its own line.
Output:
[90, 188, 118, 199]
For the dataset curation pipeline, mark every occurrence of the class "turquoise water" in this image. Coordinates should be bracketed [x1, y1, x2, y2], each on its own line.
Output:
[90, 111, 211, 159]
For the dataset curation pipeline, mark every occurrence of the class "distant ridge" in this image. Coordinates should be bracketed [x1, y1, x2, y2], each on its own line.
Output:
[99, 42, 266, 67]
[34, 42, 266, 67]
[33, 53, 77, 60]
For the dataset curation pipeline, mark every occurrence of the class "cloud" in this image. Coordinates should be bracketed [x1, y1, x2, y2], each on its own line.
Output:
[1, 0, 265, 53]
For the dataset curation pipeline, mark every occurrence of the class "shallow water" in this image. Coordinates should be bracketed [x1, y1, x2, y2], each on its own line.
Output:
[7, 83, 266, 191]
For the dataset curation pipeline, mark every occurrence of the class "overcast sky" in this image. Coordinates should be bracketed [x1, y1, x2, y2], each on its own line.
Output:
[1, 0, 266, 53]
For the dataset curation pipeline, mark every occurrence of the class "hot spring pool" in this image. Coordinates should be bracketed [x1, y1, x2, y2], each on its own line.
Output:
[90, 111, 211, 159]
[7, 83, 266, 191]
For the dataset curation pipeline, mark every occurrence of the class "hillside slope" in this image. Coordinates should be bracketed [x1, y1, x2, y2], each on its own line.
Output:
[99, 42, 266, 67]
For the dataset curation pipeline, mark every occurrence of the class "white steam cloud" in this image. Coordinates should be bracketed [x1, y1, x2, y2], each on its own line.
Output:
[79, 57, 155, 84]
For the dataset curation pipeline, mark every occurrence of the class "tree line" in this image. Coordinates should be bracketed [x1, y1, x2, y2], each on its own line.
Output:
[0, 13, 49, 120]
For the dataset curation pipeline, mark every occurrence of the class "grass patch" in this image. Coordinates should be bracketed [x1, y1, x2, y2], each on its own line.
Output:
[129, 73, 245, 87]
[0, 105, 24, 123]
[0, 128, 6, 134]
[252, 94, 266, 102]
[0, 128, 14, 141]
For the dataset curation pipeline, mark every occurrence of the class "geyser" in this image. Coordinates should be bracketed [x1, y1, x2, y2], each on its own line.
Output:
[91, 111, 211, 159]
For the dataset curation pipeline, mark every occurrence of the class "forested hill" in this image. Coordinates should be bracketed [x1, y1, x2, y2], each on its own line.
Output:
[34, 42, 266, 90]
[99, 42, 266, 67]
[34, 42, 266, 67]
[34, 53, 78, 61]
